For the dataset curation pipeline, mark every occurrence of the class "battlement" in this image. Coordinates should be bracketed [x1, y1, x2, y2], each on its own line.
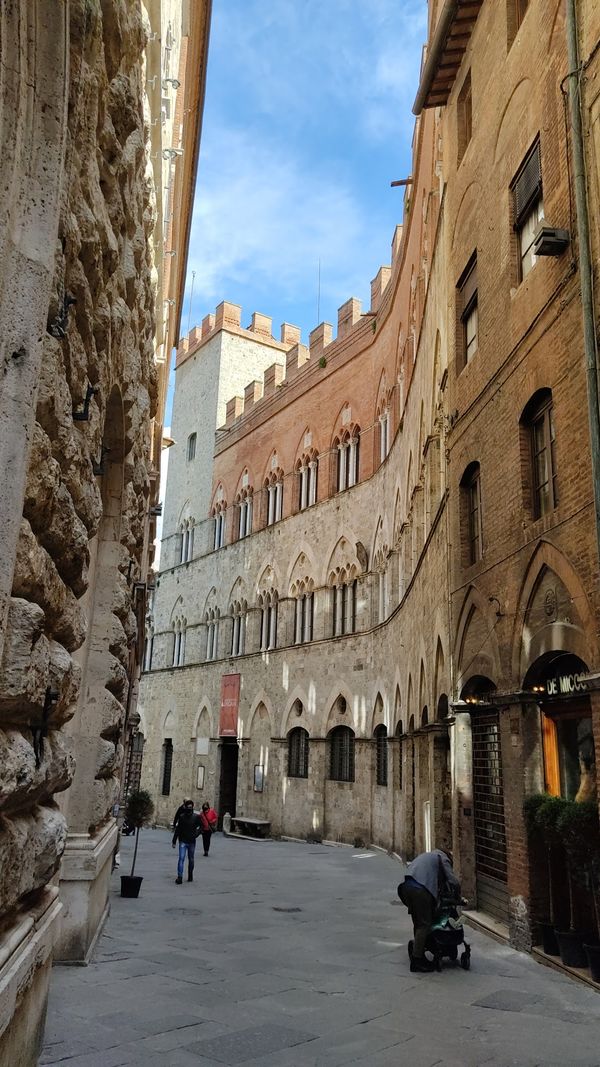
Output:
[175, 300, 302, 367]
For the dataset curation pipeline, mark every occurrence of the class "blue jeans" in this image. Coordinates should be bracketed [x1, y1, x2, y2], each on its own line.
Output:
[177, 840, 196, 878]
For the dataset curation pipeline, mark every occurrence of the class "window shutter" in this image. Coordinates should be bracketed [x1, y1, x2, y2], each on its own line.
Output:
[458, 253, 477, 320]
[513, 141, 542, 227]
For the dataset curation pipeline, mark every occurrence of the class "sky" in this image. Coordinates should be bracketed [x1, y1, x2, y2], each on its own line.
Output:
[170, 0, 427, 421]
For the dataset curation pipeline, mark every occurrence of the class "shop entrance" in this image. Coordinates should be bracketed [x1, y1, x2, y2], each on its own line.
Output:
[471, 709, 508, 921]
[218, 739, 238, 828]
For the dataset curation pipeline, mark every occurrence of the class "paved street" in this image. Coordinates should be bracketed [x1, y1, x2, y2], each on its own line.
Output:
[42, 830, 600, 1067]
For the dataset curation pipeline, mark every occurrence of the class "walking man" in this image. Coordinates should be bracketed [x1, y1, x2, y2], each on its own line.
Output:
[398, 848, 461, 972]
[172, 799, 202, 883]
[199, 801, 218, 856]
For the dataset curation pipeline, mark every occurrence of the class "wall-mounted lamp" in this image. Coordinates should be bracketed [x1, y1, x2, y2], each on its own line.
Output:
[73, 383, 99, 422]
[33, 687, 60, 767]
[147, 75, 158, 88]
[162, 78, 181, 90]
[163, 147, 183, 159]
[150, 503, 163, 516]
[164, 299, 175, 307]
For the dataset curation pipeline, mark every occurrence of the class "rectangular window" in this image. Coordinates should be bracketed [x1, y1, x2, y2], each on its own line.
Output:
[512, 140, 543, 280]
[457, 253, 478, 368]
[531, 400, 557, 516]
[467, 472, 482, 564]
[457, 71, 472, 164]
[161, 738, 173, 795]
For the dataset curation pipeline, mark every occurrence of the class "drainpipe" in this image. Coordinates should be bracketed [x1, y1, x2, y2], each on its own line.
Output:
[565, 0, 600, 560]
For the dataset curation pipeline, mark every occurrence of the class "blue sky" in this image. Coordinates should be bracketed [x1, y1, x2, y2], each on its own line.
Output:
[171, 0, 427, 418]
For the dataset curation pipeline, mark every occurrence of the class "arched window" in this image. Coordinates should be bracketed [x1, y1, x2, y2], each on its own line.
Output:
[287, 727, 309, 778]
[230, 600, 247, 656]
[296, 450, 319, 511]
[179, 519, 195, 563]
[330, 572, 357, 637]
[460, 461, 482, 565]
[328, 725, 355, 782]
[293, 580, 315, 644]
[264, 469, 284, 525]
[377, 406, 391, 464]
[235, 488, 253, 539]
[187, 433, 197, 461]
[375, 724, 388, 786]
[172, 619, 186, 667]
[259, 591, 278, 651]
[212, 504, 226, 550]
[521, 389, 557, 518]
[336, 427, 360, 492]
[205, 608, 220, 661]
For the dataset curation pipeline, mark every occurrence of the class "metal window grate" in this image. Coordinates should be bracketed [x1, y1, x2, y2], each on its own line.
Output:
[375, 725, 388, 786]
[329, 726, 355, 782]
[288, 727, 309, 778]
[472, 712, 507, 891]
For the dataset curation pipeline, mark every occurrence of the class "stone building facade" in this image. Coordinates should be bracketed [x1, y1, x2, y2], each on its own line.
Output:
[0, 1, 210, 1062]
[140, 0, 600, 962]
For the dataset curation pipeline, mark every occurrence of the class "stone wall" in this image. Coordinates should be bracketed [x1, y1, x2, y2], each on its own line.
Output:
[0, 0, 179, 1059]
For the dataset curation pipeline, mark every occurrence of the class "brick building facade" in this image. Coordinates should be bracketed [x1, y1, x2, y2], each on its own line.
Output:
[140, 0, 600, 964]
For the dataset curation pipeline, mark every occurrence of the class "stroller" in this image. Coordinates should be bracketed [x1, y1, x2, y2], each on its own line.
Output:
[407, 895, 471, 972]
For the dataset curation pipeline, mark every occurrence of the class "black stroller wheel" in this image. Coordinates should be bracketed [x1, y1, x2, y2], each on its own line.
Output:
[460, 950, 471, 970]
[448, 945, 458, 962]
[408, 939, 414, 960]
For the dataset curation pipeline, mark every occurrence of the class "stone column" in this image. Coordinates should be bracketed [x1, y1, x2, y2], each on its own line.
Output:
[449, 708, 476, 902]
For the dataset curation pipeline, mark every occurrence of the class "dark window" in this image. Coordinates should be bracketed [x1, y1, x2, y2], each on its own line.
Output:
[461, 462, 482, 564]
[288, 727, 309, 778]
[511, 139, 543, 280]
[161, 738, 173, 795]
[375, 725, 388, 786]
[457, 71, 472, 164]
[187, 433, 196, 461]
[329, 725, 355, 782]
[457, 253, 478, 369]
[524, 391, 557, 517]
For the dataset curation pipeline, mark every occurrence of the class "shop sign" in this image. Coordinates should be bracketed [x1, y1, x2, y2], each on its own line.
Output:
[545, 672, 586, 696]
[219, 673, 240, 736]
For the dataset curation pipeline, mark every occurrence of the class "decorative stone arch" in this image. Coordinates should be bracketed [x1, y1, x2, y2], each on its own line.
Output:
[227, 575, 247, 606]
[324, 685, 356, 734]
[287, 548, 317, 592]
[210, 481, 228, 515]
[282, 687, 310, 735]
[233, 464, 256, 499]
[248, 698, 274, 736]
[371, 691, 387, 733]
[454, 585, 503, 698]
[433, 635, 447, 707]
[510, 541, 598, 685]
[169, 594, 185, 623]
[406, 675, 414, 732]
[393, 685, 403, 735]
[163, 709, 175, 734]
[202, 587, 218, 616]
[192, 702, 213, 739]
[324, 533, 363, 587]
[418, 660, 428, 726]
[255, 562, 281, 597]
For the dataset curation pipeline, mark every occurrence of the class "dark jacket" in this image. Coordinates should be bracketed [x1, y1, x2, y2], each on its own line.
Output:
[404, 849, 460, 901]
[172, 810, 202, 845]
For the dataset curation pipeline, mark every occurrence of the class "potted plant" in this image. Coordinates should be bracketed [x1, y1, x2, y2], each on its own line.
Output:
[555, 799, 595, 969]
[556, 800, 600, 977]
[120, 789, 154, 898]
[523, 794, 564, 955]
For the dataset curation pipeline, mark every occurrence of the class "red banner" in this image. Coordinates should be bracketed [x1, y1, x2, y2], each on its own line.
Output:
[219, 674, 240, 737]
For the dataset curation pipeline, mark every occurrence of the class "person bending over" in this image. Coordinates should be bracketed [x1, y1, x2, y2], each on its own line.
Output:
[399, 848, 461, 973]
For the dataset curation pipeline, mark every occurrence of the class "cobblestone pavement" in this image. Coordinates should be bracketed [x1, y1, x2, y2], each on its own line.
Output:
[42, 830, 600, 1067]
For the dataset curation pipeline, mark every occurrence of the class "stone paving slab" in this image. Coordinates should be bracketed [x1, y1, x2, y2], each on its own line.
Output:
[43, 830, 600, 1066]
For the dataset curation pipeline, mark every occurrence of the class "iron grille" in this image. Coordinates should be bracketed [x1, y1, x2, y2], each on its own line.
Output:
[329, 726, 355, 782]
[472, 712, 507, 891]
[288, 727, 309, 778]
[375, 725, 388, 786]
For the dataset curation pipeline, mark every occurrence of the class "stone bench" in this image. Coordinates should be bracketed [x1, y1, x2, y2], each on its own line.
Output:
[230, 816, 271, 839]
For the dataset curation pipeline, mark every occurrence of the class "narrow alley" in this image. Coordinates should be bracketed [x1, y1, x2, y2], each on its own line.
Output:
[42, 833, 600, 1067]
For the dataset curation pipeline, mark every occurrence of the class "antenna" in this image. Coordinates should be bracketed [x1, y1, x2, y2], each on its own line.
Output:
[317, 258, 321, 323]
[187, 270, 196, 335]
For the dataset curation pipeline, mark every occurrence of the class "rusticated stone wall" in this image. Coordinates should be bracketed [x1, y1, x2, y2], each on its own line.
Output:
[0, 0, 162, 1059]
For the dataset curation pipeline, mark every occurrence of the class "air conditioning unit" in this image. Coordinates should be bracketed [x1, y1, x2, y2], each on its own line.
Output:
[533, 224, 570, 257]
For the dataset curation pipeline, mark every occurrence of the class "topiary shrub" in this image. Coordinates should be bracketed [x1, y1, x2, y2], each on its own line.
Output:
[124, 790, 154, 877]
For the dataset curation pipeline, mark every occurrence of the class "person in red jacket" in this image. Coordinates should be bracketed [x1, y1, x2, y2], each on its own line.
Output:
[199, 801, 217, 856]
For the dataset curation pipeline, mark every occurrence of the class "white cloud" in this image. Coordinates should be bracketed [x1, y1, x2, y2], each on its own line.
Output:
[187, 126, 389, 317]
